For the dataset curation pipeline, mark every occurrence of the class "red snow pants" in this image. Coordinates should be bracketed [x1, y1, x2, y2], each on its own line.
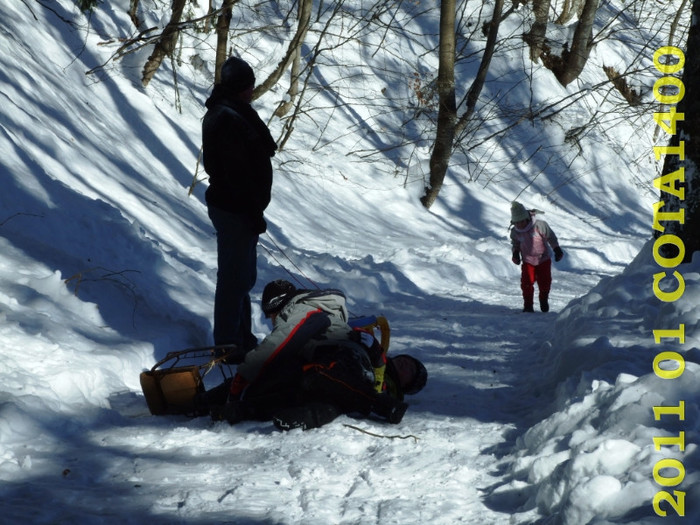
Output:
[521, 259, 551, 307]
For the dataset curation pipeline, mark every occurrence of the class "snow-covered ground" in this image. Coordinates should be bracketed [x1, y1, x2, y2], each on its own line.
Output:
[0, 1, 697, 523]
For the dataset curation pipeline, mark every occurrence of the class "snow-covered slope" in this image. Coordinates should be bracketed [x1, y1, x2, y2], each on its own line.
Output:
[0, 1, 697, 523]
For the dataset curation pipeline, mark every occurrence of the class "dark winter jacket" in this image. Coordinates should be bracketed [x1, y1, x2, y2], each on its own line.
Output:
[201, 85, 277, 233]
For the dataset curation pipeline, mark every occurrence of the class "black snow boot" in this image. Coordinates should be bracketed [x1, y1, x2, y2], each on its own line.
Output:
[272, 402, 342, 431]
[540, 297, 549, 313]
[193, 378, 232, 417]
[371, 393, 408, 424]
[210, 399, 249, 424]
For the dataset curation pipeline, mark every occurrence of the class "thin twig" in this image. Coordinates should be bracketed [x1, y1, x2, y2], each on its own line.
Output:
[343, 423, 420, 442]
[0, 212, 44, 227]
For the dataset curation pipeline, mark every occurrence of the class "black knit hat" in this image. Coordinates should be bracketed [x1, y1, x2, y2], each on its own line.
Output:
[262, 279, 296, 317]
[390, 355, 428, 395]
[220, 56, 255, 93]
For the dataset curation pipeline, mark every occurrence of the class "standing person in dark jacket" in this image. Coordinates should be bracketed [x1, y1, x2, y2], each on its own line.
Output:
[202, 57, 277, 359]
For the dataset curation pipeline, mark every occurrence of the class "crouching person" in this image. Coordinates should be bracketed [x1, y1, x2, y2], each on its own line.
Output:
[198, 280, 427, 430]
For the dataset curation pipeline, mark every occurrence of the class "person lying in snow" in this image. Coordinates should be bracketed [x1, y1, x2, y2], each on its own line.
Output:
[197, 279, 428, 430]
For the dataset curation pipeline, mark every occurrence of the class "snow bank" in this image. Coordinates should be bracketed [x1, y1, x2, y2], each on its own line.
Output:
[494, 244, 700, 523]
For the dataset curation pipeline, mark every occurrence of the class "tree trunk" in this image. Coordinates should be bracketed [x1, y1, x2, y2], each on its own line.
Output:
[141, 0, 187, 87]
[455, 0, 504, 136]
[273, 45, 303, 117]
[214, 0, 236, 85]
[422, 0, 504, 208]
[526, 0, 550, 63]
[258, 0, 313, 104]
[553, 0, 600, 86]
[421, 0, 456, 209]
[655, 0, 700, 262]
[128, 0, 142, 29]
[555, 0, 585, 25]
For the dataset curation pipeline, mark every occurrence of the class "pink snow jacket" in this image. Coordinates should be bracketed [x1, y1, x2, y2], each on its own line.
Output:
[510, 215, 560, 266]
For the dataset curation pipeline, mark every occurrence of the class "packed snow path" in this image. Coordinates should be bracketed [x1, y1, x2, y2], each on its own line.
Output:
[1, 261, 599, 525]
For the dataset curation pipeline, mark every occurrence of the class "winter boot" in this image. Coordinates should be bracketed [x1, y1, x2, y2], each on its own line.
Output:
[522, 303, 534, 313]
[371, 393, 408, 424]
[539, 296, 549, 313]
[272, 402, 342, 431]
[193, 378, 232, 417]
[210, 399, 249, 424]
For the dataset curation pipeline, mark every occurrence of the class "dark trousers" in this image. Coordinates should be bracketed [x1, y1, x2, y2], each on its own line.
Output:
[238, 342, 378, 420]
[208, 205, 258, 348]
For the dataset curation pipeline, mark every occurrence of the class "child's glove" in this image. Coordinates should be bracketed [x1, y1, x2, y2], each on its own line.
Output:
[554, 247, 564, 262]
[373, 364, 386, 393]
[511, 250, 521, 265]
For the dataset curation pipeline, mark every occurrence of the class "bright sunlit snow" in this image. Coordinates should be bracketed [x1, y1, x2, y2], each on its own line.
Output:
[1, 1, 698, 524]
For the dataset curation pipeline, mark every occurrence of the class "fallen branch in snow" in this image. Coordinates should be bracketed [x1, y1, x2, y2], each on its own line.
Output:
[63, 266, 141, 328]
[343, 424, 419, 442]
[0, 212, 44, 227]
[64, 266, 140, 297]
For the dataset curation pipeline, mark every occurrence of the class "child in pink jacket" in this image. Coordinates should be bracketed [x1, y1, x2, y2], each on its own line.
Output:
[509, 201, 564, 312]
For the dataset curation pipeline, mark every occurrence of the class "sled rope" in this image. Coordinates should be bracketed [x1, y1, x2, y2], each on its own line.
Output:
[260, 234, 363, 318]
[260, 233, 370, 318]
[261, 232, 320, 290]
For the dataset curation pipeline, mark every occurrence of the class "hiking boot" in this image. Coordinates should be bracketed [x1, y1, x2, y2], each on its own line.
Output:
[522, 304, 534, 313]
[540, 297, 549, 313]
[192, 392, 212, 417]
[192, 378, 232, 418]
[273, 402, 342, 431]
[211, 400, 248, 424]
[371, 393, 408, 424]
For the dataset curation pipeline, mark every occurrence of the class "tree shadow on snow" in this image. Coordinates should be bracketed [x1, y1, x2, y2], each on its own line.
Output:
[0, 390, 285, 525]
